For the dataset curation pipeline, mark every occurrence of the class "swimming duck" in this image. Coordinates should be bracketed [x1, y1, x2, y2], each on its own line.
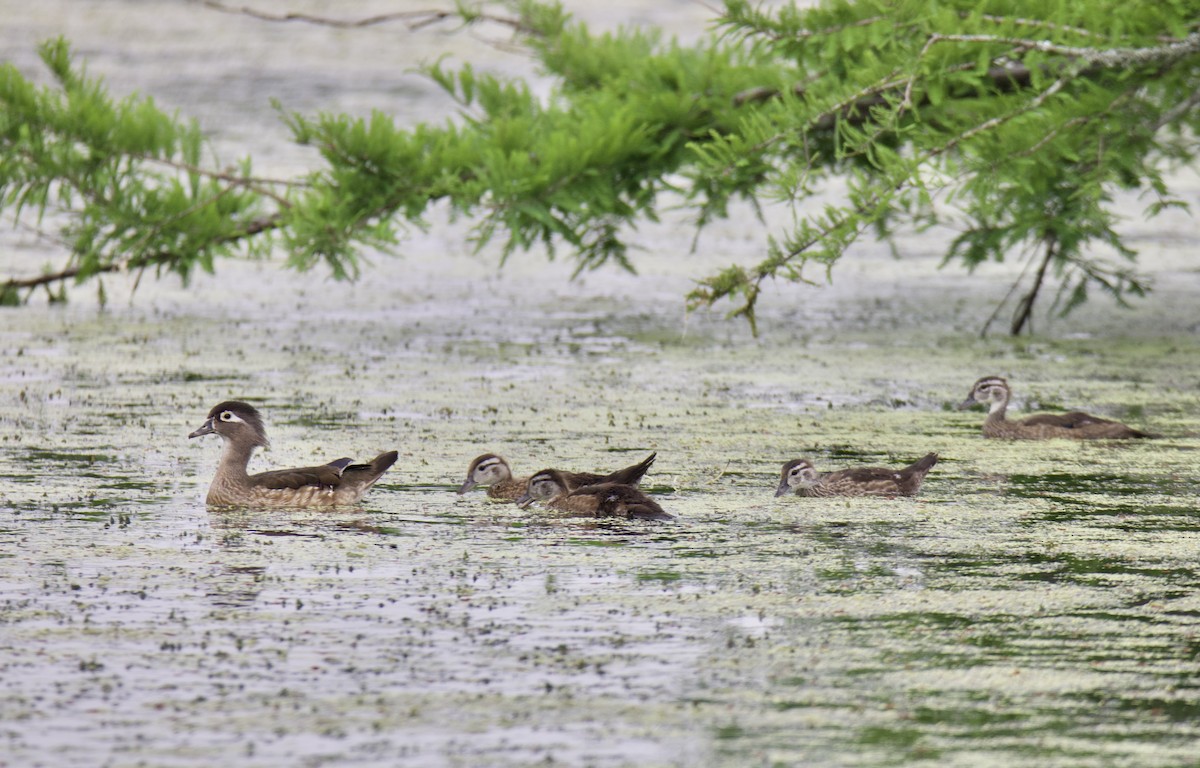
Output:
[775, 453, 938, 498]
[189, 401, 397, 507]
[515, 468, 674, 520]
[457, 452, 656, 501]
[958, 376, 1152, 439]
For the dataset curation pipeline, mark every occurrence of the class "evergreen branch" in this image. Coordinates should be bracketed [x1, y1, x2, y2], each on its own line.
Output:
[1011, 77, 1146, 159]
[925, 30, 1200, 67]
[717, 4, 887, 44]
[2, 214, 282, 293]
[1154, 86, 1200, 131]
[928, 75, 1070, 159]
[735, 58, 1043, 112]
[138, 154, 305, 206]
[735, 30, 1199, 113]
[974, 14, 1105, 40]
[695, 64, 1083, 329]
[3, 264, 124, 291]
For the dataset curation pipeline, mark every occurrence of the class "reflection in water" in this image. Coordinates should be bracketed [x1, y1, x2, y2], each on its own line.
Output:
[1005, 471, 1176, 499]
[208, 564, 268, 608]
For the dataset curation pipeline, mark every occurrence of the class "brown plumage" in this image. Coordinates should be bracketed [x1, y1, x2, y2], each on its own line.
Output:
[775, 453, 938, 498]
[456, 452, 656, 501]
[189, 401, 397, 507]
[958, 376, 1153, 439]
[515, 469, 674, 521]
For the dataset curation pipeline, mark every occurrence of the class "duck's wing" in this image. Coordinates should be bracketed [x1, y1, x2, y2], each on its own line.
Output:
[827, 467, 900, 483]
[560, 452, 658, 491]
[561, 470, 607, 489]
[251, 452, 398, 491]
[818, 467, 907, 496]
[571, 482, 675, 521]
[620, 499, 675, 521]
[1022, 412, 1153, 437]
[251, 462, 348, 490]
[1020, 410, 1114, 429]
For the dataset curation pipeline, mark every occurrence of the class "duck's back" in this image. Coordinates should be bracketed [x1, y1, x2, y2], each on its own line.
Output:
[994, 411, 1152, 439]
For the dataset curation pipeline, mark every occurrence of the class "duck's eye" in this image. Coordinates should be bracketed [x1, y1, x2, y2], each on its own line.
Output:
[220, 411, 234, 422]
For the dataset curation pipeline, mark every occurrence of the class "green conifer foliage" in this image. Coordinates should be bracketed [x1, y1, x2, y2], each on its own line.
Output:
[2, 2, 1197, 333]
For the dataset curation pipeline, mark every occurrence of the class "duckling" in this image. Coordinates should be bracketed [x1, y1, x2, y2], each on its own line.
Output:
[775, 453, 938, 498]
[457, 452, 655, 501]
[515, 468, 674, 521]
[189, 401, 397, 507]
[958, 376, 1152, 439]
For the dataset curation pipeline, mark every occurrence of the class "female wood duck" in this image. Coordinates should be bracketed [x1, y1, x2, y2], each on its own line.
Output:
[958, 376, 1153, 439]
[775, 453, 938, 498]
[457, 452, 656, 501]
[515, 469, 674, 521]
[189, 401, 398, 507]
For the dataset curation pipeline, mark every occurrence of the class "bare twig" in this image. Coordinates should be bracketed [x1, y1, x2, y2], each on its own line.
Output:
[1009, 232, 1056, 335]
[979, 243, 1040, 338]
[974, 14, 1100, 39]
[719, 9, 887, 45]
[929, 75, 1069, 159]
[137, 155, 302, 207]
[1153, 85, 1200, 130]
[198, 0, 529, 33]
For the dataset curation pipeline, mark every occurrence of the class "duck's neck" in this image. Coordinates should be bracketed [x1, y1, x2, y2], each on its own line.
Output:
[985, 395, 1009, 422]
[214, 440, 256, 483]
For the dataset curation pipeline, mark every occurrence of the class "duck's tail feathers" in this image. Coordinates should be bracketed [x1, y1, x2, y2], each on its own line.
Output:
[907, 453, 939, 475]
[605, 452, 657, 486]
[342, 450, 399, 486]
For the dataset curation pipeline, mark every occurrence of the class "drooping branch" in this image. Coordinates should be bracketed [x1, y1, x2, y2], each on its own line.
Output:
[704, 22, 1200, 333]
[698, 64, 1078, 330]
[1, 214, 283, 296]
[3, 264, 121, 291]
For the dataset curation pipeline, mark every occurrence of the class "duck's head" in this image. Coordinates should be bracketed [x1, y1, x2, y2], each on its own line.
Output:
[189, 401, 270, 449]
[958, 376, 1010, 412]
[775, 458, 818, 497]
[458, 453, 512, 494]
[515, 468, 568, 508]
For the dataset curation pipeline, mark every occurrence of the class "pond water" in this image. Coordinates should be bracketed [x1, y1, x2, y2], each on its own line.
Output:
[2, 2, 1200, 767]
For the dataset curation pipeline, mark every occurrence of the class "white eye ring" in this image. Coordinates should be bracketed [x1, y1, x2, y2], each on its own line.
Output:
[220, 411, 234, 421]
